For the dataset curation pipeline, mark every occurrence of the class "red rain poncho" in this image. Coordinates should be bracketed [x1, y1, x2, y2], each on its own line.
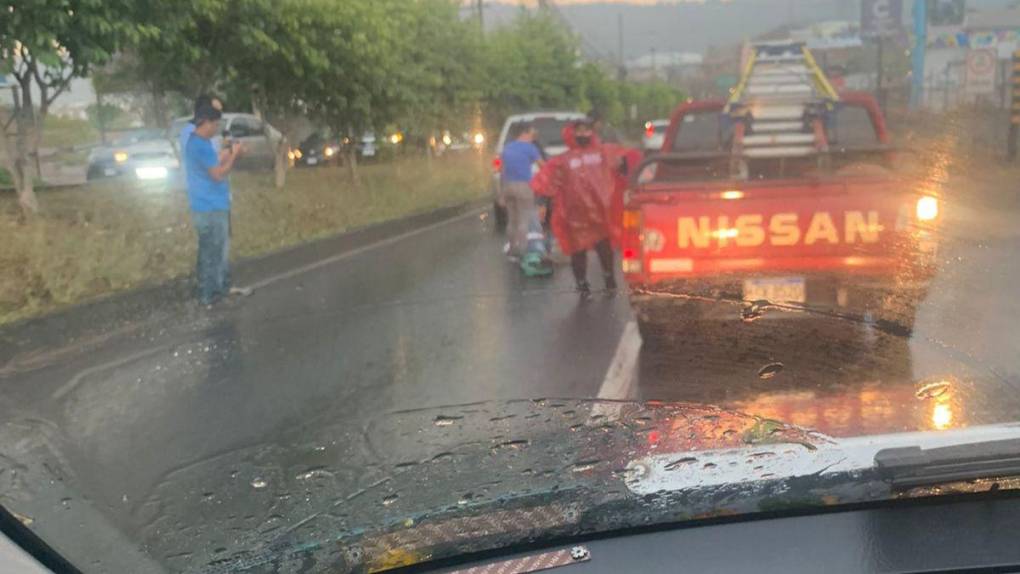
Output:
[531, 125, 642, 254]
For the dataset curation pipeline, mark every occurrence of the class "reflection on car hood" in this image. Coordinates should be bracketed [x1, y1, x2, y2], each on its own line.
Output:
[5, 400, 1020, 573]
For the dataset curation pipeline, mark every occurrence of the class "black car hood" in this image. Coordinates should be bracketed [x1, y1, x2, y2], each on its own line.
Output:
[6, 399, 1020, 573]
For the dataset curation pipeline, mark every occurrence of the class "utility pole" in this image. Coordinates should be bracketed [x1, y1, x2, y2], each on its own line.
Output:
[876, 36, 886, 110]
[617, 13, 626, 82]
[476, 0, 484, 36]
[1009, 49, 1020, 161]
[910, 0, 927, 110]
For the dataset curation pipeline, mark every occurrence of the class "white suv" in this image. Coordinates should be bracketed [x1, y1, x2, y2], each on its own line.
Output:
[490, 111, 587, 230]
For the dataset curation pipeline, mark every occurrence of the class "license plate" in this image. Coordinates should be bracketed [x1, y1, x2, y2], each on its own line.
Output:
[307, 157, 318, 165]
[104, 168, 117, 177]
[743, 277, 806, 304]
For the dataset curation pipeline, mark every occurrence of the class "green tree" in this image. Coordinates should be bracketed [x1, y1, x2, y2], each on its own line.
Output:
[578, 62, 623, 125]
[0, 0, 150, 213]
[394, 0, 484, 159]
[619, 80, 686, 133]
[299, 0, 409, 184]
[481, 11, 583, 128]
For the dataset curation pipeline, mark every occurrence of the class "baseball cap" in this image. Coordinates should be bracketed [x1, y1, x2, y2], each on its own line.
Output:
[193, 102, 222, 125]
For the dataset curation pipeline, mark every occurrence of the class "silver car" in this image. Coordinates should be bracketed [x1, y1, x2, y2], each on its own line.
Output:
[172, 113, 284, 170]
[86, 129, 180, 182]
[490, 111, 586, 230]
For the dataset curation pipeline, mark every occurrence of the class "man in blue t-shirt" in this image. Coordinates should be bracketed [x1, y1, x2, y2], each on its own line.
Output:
[500, 123, 544, 262]
[185, 103, 245, 305]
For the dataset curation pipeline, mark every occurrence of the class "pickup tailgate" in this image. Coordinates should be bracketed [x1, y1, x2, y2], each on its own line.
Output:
[625, 177, 931, 282]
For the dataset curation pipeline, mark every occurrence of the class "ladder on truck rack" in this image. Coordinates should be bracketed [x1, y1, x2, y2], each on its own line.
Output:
[726, 41, 839, 167]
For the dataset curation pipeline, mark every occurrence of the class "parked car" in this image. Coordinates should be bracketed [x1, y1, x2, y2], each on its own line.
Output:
[490, 111, 587, 230]
[293, 131, 340, 167]
[434, 130, 486, 155]
[86, 129, 180, 182]
[171, 113, 283, 170]
[642, 119, 669, 151]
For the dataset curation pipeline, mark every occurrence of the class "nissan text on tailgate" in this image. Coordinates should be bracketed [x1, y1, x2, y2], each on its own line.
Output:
[622, 91, 939, 344]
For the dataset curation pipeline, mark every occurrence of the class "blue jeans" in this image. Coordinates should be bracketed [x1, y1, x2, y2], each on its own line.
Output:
[192, 210, 230, 304]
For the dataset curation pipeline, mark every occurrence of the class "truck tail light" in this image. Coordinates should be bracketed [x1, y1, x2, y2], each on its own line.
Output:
[644, 122, 655, 138]
[492, 156, 502, 172]
[916, 196, 939, 221]
[621, 210, 643, 274]
[623, 209, 642, 230]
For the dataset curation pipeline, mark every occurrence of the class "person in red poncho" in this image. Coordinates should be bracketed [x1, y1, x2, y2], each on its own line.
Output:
[532, 120, 641, 295]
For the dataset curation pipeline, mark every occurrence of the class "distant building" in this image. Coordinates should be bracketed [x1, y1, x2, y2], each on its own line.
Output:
[626, 51, 703, 83]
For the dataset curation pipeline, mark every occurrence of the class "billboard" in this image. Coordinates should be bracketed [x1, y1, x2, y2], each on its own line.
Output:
[861, 0, 904, 39]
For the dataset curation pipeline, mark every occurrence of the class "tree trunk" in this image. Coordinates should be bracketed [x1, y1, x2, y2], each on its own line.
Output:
[96, 90, 108, 145]
[346, 148, 360, 187]
[30, 83, 46, 182]
[7, 85, 39, 215]
[274, 136, 288, 189]
[3, 131, 39, 215]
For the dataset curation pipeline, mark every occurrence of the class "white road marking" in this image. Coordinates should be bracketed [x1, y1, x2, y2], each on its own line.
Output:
[241, 207, 485, 292]
[592, 320, 643, 420]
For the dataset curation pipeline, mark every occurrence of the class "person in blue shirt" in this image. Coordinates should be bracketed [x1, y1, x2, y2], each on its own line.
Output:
[500, 123, 545, 268]
[185, 103, 245, 305]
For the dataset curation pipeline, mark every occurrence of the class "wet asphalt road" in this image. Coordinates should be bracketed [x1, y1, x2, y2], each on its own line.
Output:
[1, 208, 634, 514]
[4, 158, 1020, 570]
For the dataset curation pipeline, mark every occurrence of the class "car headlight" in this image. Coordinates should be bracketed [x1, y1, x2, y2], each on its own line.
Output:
[135, 166, 169, 180]
[114, 151, 129, 163]
[916, 196, 939, 221]
[473, 132, 485, 145]
[324, 146, 335, 157]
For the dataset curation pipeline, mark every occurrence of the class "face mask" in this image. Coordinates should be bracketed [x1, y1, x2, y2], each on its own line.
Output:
[575, 135, 592, 147]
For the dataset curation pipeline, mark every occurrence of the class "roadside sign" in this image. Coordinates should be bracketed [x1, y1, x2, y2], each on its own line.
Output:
[861, 0, 903, 39]
[965, 48, 996, 95]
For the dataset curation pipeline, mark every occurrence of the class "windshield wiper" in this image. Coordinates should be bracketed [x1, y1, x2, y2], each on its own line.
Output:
[875, 438, 1020, 488]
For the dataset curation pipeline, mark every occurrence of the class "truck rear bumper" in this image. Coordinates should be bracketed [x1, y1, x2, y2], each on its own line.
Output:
[629, 272, 930, 339]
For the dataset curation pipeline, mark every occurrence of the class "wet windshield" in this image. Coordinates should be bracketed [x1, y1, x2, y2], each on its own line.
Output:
[3, 1, 1020, 573]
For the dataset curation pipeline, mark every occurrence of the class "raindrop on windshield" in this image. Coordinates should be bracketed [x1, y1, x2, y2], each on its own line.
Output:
[492, 439, 529, 451]
[433, 415, 463, 427]
[664, 457, 698, 471]
[758, 362, 784, 380]
[916, 380, 952, 400]
[251, 477, 268, 489]
[741, 300, 769, 323]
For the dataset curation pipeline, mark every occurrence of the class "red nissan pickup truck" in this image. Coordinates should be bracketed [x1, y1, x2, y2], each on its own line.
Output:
[622, 92, 940, 342]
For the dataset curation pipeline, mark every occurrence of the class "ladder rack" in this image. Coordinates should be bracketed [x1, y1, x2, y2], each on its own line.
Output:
[727, 41, 839, 162]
